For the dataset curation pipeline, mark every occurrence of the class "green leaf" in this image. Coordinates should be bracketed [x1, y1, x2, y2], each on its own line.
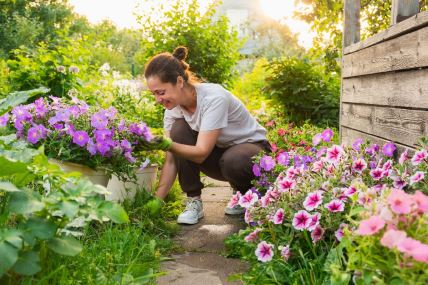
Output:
[12, 251, 41, 276]
[0, 87, 50, 114]
[0, 229, 23, 249]
[47, 236, 82, 256]
[0, 156, 28, 177]
[99, 201, 129, 224]
[9, 192, 44, 214]
[24, 217, 57, 240]
[59, 201, 79, 218]
[0, 181, 21, 192]
[0, 241, 19, 277]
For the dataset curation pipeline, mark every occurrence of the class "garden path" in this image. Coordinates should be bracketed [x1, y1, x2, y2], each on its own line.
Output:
[157, 177, 248, 285]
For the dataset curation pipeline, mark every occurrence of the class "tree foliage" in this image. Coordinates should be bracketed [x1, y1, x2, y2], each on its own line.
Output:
[135, 0, 242, 86]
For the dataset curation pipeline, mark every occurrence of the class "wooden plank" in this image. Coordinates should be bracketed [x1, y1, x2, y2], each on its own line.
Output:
[343, 0, 361, 47]
[340, 103, 428, 147]
[342, 69, 428, 109]
[341, 126, 415, 155]
[391, 0, 420, 25]
[342, 25, 428, 78]
[344, 10, 428, 55]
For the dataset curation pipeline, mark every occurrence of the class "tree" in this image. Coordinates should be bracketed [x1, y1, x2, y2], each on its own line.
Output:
[0, 0, 75, 57]
[135, 0, 242, 87]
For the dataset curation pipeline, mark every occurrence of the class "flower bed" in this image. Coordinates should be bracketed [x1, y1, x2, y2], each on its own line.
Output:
[1, 96, 153, 181]
[226, 126, 427, 284]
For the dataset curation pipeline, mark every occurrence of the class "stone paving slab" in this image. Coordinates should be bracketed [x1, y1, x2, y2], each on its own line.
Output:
[157, 180, 248, 285]
[157, 253, 246, 285]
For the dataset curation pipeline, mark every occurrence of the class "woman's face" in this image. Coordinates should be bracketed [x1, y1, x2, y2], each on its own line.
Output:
[146, 75, 183, 110]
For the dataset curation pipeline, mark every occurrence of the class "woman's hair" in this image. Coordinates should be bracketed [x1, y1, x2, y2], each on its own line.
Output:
[144, 46, 200, 85]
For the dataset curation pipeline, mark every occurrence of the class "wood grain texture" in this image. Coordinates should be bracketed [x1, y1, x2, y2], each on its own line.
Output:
[341, 126, 415, 154]
[340, 103, 428, 147]
[343, 0, 361, 47]
[344, 11, 428, 55]
[391, 0, 420, 25]
[342, 25, 428, 78]
[342, 69, 428, 108]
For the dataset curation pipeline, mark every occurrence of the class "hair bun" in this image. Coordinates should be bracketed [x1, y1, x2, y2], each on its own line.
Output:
[172, 46, 188, 61]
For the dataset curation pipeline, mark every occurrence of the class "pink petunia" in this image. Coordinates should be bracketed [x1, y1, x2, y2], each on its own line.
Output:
[352, 158, 367, 173]
[311, 226, 325, 243]
[292, 210, 312, 231]
[370, 168, 384, 181]
[307, 212, 321, 231]
[244, 228, 262, 242]
[273, 208, 285, 224]
[228, 191, 241, 208]
[276, 178, 296, 192]
[239, 190, 259, 208]
[409, 171, 425, 185]
[387, 189, 413, 214]
[397, 238, 422, 254]
[312, 160, 324, 172]
[411, 149, 428, 166]
[410, 244, 428, 264]
[255, 241, 274, 262]
[344, 186, 357, 197]
[325, 145, 344, 164]
[279, 245, 291, 261]
[413, 191, 428, 213]
[380, 229, 407, 249]
[357, 215, 385, 236]
[325, 199, 345, 213]
[259, 194, 271, 208]
[335, 224, 348, 241]
[399, 150, 410, 165]
[303, 191, 323, 211]
[393, 178, 407, 190]
[312, 133, 322, 146]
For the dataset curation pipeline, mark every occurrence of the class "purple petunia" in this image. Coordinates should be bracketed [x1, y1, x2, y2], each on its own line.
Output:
[321, 129, 334, 142]
[382, 142, 396, 157]
[0, 113, 9, 127]
[72, 130, 89, 147]
[260, 155, 276, 171]
[91, 111, 109, 130]
[27, 124, 48, 144]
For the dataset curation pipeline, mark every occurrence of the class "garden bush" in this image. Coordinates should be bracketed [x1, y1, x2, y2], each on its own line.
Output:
[135, 0, 241, 87]
[264, 56, 340, 127]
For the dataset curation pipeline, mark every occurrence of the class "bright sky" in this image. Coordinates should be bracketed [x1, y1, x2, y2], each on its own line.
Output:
[69, 0, 315, 49]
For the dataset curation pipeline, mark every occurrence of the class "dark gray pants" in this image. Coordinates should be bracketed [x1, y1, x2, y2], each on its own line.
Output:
[170, 119, 270, 197]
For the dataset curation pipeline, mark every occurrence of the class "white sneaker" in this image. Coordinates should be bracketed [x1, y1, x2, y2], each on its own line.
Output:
[224, 204, 246, 215]
[177, 197, 204, 225]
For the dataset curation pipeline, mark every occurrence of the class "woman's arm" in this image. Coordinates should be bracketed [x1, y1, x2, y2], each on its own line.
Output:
[169, 129, 221, 164]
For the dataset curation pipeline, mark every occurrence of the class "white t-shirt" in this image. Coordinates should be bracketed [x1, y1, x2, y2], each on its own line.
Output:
[163, 83, 267, 148]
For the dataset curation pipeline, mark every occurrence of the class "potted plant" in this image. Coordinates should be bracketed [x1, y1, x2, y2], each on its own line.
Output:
[1, 95, 153, 188]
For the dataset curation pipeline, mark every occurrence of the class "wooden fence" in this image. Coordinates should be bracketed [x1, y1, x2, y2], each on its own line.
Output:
[340, 0, 428, 152]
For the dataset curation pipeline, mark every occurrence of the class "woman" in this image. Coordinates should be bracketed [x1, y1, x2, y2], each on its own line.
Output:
[144, 46, 270, 225]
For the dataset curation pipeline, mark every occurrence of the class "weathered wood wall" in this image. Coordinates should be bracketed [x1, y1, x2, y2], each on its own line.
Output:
[340, 9, 428, 152]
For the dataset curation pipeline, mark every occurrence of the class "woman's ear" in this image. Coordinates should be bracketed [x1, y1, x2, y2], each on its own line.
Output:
[176, 76, 184, 88]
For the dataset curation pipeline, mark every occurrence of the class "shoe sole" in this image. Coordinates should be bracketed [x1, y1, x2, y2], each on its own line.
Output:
[224, 209, 245, 215]
[177, 212, 204, 225]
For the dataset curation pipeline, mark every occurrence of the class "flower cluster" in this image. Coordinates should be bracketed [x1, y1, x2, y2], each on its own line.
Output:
[1, 96, 153, 178]
[356, 188, 428, 263]
[229, 129, 427, 269]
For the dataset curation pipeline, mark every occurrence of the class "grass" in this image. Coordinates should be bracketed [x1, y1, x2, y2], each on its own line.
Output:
[5, 182, 184, 285]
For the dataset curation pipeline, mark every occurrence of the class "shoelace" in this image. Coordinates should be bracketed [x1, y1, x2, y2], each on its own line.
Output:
[184, 198, 200, 212]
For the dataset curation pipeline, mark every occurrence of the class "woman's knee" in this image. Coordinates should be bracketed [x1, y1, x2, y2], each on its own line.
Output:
[169, 119, 196, 144]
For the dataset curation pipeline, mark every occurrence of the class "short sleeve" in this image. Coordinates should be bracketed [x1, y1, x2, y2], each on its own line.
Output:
[163, 108, 183, 131]
[200, 96, 228, 131]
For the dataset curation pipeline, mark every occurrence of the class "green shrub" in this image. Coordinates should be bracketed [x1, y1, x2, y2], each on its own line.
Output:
[135, 0, 242, 87]
[265, 56, 340, 127]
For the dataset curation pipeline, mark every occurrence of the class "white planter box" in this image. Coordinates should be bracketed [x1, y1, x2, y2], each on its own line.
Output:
[106, 166, 158, 202]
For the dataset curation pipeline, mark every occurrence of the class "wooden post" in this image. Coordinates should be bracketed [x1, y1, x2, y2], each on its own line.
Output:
[343, 0, 360, 48]
[391, 0, 420, 25]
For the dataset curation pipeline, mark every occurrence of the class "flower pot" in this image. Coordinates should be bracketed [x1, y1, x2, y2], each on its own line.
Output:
[49, 159, 110, 187]
[106, 166, 158, 202]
